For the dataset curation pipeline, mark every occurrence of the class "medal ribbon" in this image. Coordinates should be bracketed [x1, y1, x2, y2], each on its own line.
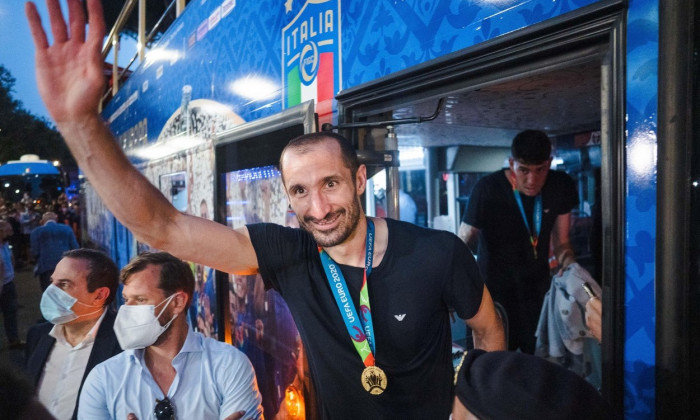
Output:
[319, 219, 376, 367]
[510, 179, 542, 259]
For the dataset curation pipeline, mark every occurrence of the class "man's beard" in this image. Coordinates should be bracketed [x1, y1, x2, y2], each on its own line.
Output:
[297, 198, 362, 248]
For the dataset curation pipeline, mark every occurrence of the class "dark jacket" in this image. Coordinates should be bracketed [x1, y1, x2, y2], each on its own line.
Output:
[30, 220, 79, 274]
[25, 309, 122, 420]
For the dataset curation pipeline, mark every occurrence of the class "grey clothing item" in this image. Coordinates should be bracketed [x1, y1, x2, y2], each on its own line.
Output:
[535, 262, 602, 388]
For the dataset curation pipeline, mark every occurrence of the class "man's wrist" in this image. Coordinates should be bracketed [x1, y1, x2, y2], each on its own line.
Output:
[557, 248, 574, 266]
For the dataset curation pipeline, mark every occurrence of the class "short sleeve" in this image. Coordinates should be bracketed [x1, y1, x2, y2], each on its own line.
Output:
[442, 233, 485, 320]
[247, 223, 314, 292]
[555, 171, 579, 215]
[462, 177, 488, 229]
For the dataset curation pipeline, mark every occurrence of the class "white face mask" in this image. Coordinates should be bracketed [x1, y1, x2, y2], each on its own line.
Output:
[113, 293, 179, 350]
[40, 284, 102, 325]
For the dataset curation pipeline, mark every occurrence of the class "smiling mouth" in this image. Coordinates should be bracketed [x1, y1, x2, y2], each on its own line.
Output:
[306, 211, 342, 230]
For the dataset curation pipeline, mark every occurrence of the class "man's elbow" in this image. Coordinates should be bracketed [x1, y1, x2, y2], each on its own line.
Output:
[471, 321, 506, 352]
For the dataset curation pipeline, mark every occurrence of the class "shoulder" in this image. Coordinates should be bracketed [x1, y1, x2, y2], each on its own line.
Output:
[26, 322, 53, 351]
[247, 223, 306, 240]
[474, 170, 505, 187]
[546, 170, 576, 187]
[88, 351, 131, 379]
[386, 218, 461, 246]
[27, 321, 53, 337]
[472, 170, 509, 196]
[201, 335, 246, 358]
[247, 223, 314, 256]
[199, 335, 254, 372]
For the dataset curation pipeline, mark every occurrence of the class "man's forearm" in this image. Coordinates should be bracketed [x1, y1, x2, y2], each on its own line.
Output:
[57, 115, 178, 249]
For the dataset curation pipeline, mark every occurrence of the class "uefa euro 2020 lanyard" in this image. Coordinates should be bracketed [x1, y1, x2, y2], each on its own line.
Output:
[510, 174, 542, 259]
[318, 218, 387, 395]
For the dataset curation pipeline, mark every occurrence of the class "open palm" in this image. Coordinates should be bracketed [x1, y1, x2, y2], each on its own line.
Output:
[26, 0, 106, 124]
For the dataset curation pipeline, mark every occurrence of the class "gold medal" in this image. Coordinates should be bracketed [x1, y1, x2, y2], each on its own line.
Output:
[361, 365, 387, 395]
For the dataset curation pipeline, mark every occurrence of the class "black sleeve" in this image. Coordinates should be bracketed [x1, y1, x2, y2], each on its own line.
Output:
[247, 223, 313, 292]
[556, 171, 579, 215]
[462, 177, 488, 229]
[441, 233, 485, 320]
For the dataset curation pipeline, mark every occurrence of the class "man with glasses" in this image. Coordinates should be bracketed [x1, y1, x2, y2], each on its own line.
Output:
[77, 252, 262, 420]
[26, 249, 121, 420]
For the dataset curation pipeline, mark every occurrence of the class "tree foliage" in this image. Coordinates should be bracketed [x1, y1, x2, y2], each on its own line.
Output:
[0, 65, 76, 170]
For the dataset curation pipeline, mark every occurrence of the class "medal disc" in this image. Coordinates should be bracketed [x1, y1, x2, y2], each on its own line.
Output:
[361, 365, 387, 395]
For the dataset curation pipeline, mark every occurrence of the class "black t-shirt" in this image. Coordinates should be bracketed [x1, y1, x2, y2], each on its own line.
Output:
[248, 218, 484, 419]
[462, 169, 578, 289]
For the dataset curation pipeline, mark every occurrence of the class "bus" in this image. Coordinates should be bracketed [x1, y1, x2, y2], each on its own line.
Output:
[0, 154, 66, 204]
[85, 0, 698, 418]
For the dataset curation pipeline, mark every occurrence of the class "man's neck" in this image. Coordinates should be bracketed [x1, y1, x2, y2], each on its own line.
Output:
[144, 320, 188, 395]
[324, 217, 388, 268]
[63, 309, 104, 347]
[145, 319, 189, 363]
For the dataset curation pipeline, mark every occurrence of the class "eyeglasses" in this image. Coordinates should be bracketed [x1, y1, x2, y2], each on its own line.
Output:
[154, 397, 175, 420]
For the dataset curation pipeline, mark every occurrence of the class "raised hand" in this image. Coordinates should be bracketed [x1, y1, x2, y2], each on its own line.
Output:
[25, 0, 106, 124]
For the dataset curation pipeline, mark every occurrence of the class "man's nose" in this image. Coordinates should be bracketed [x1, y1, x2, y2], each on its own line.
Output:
[308, 191, 332, 219]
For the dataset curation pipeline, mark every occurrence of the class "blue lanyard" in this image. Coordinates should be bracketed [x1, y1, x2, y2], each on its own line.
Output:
[512, 190, 542, 258]
[319, 219, 377, 365]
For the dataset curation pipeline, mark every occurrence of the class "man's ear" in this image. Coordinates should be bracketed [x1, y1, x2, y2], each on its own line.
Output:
[356, 164, 367, 195]
[171, 292, 189, 315]
[93, 287, 110, 306]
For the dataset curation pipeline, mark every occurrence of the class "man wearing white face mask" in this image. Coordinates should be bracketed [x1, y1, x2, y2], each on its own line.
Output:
[26, 249, 122, 420]
[78, 252, 263, 420]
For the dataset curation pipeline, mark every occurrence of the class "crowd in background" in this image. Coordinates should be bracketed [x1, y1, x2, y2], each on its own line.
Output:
[0, 192, 81, 269]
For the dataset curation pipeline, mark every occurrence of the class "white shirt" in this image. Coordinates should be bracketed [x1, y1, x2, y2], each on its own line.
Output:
[78, 328, 263, 420]
[37, 310, 106, 420]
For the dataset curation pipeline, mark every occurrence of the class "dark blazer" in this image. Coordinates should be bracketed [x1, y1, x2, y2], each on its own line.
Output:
[25, 309, 122, 420]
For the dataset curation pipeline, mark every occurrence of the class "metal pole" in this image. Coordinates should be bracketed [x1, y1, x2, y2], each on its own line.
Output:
[111, 35, 120, 95]
[138, 0, 146, 62]
[176, 0, 186, 17]
[384, 126, 400, 220]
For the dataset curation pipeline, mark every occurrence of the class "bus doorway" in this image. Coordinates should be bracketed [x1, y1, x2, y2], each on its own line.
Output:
[335, 8, 625, 414]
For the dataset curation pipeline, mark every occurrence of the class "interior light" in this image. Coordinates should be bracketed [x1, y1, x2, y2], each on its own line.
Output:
[284, 385, 304, 419]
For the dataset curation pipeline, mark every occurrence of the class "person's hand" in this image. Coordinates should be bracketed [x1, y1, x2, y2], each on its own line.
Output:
[126, 414, 138, 420]
[585, 297, 602, 342]
[224, 411, 245, 420]
[25, 0, 106, 124]
[556, 249, 576, 276]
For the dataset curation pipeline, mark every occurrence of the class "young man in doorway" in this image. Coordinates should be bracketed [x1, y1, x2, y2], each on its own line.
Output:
[458, 129, 578, 354]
